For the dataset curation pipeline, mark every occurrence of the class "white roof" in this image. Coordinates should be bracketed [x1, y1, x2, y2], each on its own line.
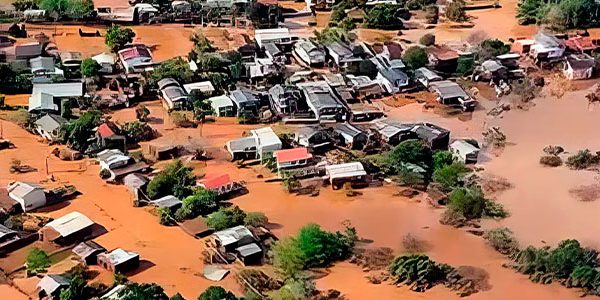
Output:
[450, 140, 479, 153]
[7, 181, 43, 198]
[37, 274, 69, 294]
[98, 248, 139, 266]
[101, 285, 126, 299]
[251, 127, 282, 148]
[31, 81, 84, 98]
[255, 28, 292, 46]
[183, 81, 215, 94]
[45, 211, 94, 238]
[496, 53, 520, 60]
[213, 225, 254, 247]
[325, 162, 366, 179]
[92, 52, 116, 65]
[208, 94, 234, 108]
[150, 195, 181, 208]
[96, 149, 124, 161]
[29, 92, 58, 112]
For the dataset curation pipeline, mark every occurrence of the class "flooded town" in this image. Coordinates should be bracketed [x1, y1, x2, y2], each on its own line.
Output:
[0, 0, 600, 299]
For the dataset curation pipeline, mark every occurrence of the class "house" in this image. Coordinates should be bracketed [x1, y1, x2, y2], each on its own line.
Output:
[429, 80, 477, 111]
[123, 173, 149, 201]
[263, 43, 286, 65]
[348, 103, 385, 122]
[530, 31, 565, 62]
[0, 224, 23, 255]
[564, 36, 597, 54]
[371, 121, 416, 146]
[150, 195, 182, 211]
[197, 174, 238, 196]
[96, 123, 126, 152]
[29, 56, 59, 77]
[268, 84, 303, 114]
[34, 114, 67, 142]
[450, 140, 479, 164]
[207, 95, 235, 117]
[183, 81, 216, 95]
[333, 123, 368, 150]
[226, 127, 282, 160]
[495, 53, 521, 69]
[96, 3, 158, 23]
[293, 126, 333, 150]
[59, 51, 83, 71]
[427, 45, 459, 72]
[97, 150, 149, 182]
[325, 162, 367, 189]
[15, 42, 42, 60]
[274, 147, 312, 170]
[29, 81, 84, 113]
[255, 28, 294, 48]
[376, 67, 409, 94]
[324, 41, 362, 70]
[294, 39, 326, 66]
[97, 248, 140, 274]
[37, 274, 70, 299]
[7, 181, 46, 212]
[410, 122, 450, 150]
[0, 23, 26, 38]
[212, 225, 257, 252]
[92, 52, 116, 73]
[563, 53, 595, 80]
[297, 81, 346, 122]
[475, 60, 508, 82]
[158, 78, 190, 111]
[242, 56, 278, 80]
[229, 89, 261, 117]
[414, 67, 442, 88]
[39, 211, 95, 245]
[72, 241, 106, 265]
[347, 75, 385, 100]
[118, 45, 155, 74]
[235, 243, 263, 265]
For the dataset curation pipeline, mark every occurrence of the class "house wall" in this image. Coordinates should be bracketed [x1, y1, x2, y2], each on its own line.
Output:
[11, 189, 46, 212]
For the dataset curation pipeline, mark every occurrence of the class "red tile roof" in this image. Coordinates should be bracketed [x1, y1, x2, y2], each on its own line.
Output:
[119, 45, 151, 61]
[564, 36, 597, 52]
[97, 123, 116, 138]
[274, 147, 312, 164]
[198, 174, 231, 190]
[426, 45, 459, 61]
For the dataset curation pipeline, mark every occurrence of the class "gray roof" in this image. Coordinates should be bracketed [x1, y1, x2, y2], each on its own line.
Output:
[0, 224, 17, 240]
[30, 56, 55, 73]
[15, 42, 42, 58]
[157, 78, 181, 90]
[213, 225, 255, 247]
[34, 114, 66, 133]
[151, 195, 182, 209]
[566, 54, 595, 70]
[44, 211, 94, 238]
[481, 60, 505, 72]
[410, 123, 449, 141]
[37, 274, 69, 295]
[334, 123, 365, 138]
[228, 136, 257, 152]
[415, 67, 441, 81]
[72, 241, 106, 259]
[31, 81, 84, 98]
[298, 81, 342, 110]
[98, 248, 139, 266]
[325, 41, 353, 58]
[123, 173, 149, 190]
[379, 67, 408, 85]
[263, 43, 282, 57]
[430, 81, 468, 99]
[162, 86, 188, 102]
[534, 31, 563, 48]
[236, 243, 262, 257]
[230, 89, 259, 105]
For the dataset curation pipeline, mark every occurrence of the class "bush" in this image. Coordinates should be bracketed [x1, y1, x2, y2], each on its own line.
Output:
[26, 248, 51, 275]
[147, 160, 196, 199]
[365, 4, 407, 29]
[117, 282, 169, 299]
[385, 140, 433, 175]
[484, 200, 508, 218]
[419, 33, 436, 46]
[406, 0, 436, 10]
[445, 0, 468, 22]
[448, 187, 486, 220]
[433, 151, 454, 171]
[120, 121, 155, 144]
[135, 105, 150, 121]
[388, 254, 453, 292]
[198, 286, 238, 300]
[80, 58, 101, 77]
[105, 25, 135, 52]
[425, 5, 439, 23]
[484, 228, 519, 255]
[402, 46, 429, 70]
[206, 206, 246, 230]
[432, 163, 469, 192]
[456, 56, 474, 75]
[477, 39, 510, 61]
[176, 188, 220, 220]
[565, 150, 600, 170]
[244, 212, 268, 227]
[157, 207, 173, 226]
[540, 155, 563, 167]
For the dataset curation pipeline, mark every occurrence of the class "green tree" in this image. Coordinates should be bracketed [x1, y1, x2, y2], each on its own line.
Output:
[198, 286, 238, 300]
[175, 188, 219, 221]
[206, 206, 246, 230]
[385, 140, 433, 174]
[425, 5, 439, 23]
[244, 212, 268, 227]
[135, 105, 150, 121]
[26, 248, 51, 275]
[296, 223, 352, 268]
[272, 237, 307, 279]
[477, 39, 510, 61]
[433, 151, 454, 171]
[517, 0, 545, 25]
[65, 0, 93, 19]
[170, 293, 186, 300]
[448, 186, 486, 220]
[80, 58, 102, 77]
[105, 25, 136, 52]
[157, 207, 173, 226]
[189, 30, 216, 60]
[419, 33, 436, 46]
[388, 254, 453, 291]
[445, 0, 468, 22]
[456, 56, 474, 75]
[12, 0, 40, 11]
[39, 0, 68, 18]
[147, 160, 196, 199]
[432, 162, 469, 192]
[60, 110, 101, 152]
[151, 57, 195, 88]
[402, 46, 429, 70]
[59, 273, 87, 300]
[365, 4, 407, 30]
[313, 26, 350, 44]
[120, 121, 155, 144]
[117, 283, 169, 300]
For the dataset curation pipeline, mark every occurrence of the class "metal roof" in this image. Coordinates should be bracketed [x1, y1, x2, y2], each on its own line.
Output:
[183, 81, 215, 94]
[450, 140, 479, 154]
[430, 80, 468, 99]
[34, 114, 66, 133]
[37, 274, 69, 295]
[235, 243, 262, 257]
[325, 162, 366, 180]
[45, 211, 94, 238]
[251, 127, 282, 148]
[98, 248, 139, 266]
[31, 81, 84, 98]
[151, 195, 182, 209]
[7, 181, 43, 200]
[213, 225, 254, 247]
[72, 241, 106, 259]
[0, 224, 16, 240]
[30, 56, 55, 73]
[28, 92, 57, 112]
[207, 94, 234, 109]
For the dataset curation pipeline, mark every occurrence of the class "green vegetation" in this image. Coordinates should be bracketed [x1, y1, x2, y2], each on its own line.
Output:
[365, 4, 408, 29]
[517, 0, 599, 29]
[565, 149, 600, 170]
[60, 110, 101, 152]
[388, 254, 454, 292]
[432, 163, 469, 192]
[59, 272, 87, 300]
[206, 206, 246, 230]
[150, 57, 195, 88]
[120, 121, 155, 144]
[407, 0, 436, 10]
[157, 207, 173, 226]
[170, 293, 185, 300]
[419, 33, 436, 46]
[40, 0, 94, 20]
[105, 25, 136, 52]
[25, 248, 51, 275]
[448, 186, 507, 220]
[80, 58, 102, 78]
[456, 56, 475, 75]
[378, 140, 433, 175]
[445, 0, 468, 22]
[432, 151, 454, 171]
[147, 160, 196, 199]
[540, 155, 563, 167]
[135, 105, 151, 122]
[244, 211, 269, 227]
[425, 5, 439, 23]
[402, 46, 429, 70]
[272, 223, 357, 279]
[484, 228, 519, 255]
[198, 286, 239, 300]
[477, 39, 510, 61]
[174, 188, 219, 221]
[0, 64, 32, 94]
[188, 31, 242, 91]
[314, 26, 351, 45]
[117, 282, 169, 299]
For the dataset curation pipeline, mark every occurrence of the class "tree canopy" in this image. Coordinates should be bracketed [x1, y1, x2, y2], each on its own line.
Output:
[26, 248, 51, 275]
[402, 46, 429, 70]
[80, 58, 102, 77]
[517, 0, 600, 29]
[147, 160, 196, 199]
[206, 206, 246, 230]
[40, 0, 94, 19]
[60, 110, 102, 152]
[365, 4, 408, 30]
[477, 39, 510, 61]
[117, 282, 169, 300]
[197, 286, 239, 300]
[105, 25, 136, 52]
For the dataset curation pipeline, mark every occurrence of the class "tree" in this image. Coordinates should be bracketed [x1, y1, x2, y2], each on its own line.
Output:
[147, 160, 196, 199]
[64, 0, 93, 19]
[419, 33, 436, 46]
[385, 140, 433, 174]
[338, 17, 357, 31]
[117, 283, 169, 300]
[80, 58, 102, 77]
[484, 227, 519, 255]
[26, 248, 51, 275]
[365, 4, 407, 29]
[170, 293, 186, 300]
[59, 273, 87, 300]
[189, 30, 216, 61]
[388, 254, 453, 292]
[120, 121, 155, 144]
[406, 0, 436, 10]
[456, 56, 474, 75]
[244, 212, 268, 227]
[432, 162, 469, 192]
[448, 186, 486, 220]
[313, 27, 350, 44]
[478, 39, 510, 61]
[198, 286, 238, 300]
[135, 105, 151, 121]
[60, 110, 101, 152]
[175, 188, 220, 221]
[151, 57, 195, 88]
[12, 0, 40, 11]
[402, 46, 429, 70]
[105, 25, 136, 52]
[157, 207, 173, 225]
[445, 0, 468, 22]
[433, 151, 454, 171]
[296, 223, 352, 268]
[517, 0, 545, 25]
[206, 206, 246, 230]
[272, 237, 307, 279]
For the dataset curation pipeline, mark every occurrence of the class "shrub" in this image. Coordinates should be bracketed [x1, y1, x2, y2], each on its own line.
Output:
[272, 237, 306, 279]
[432, 163, 469, 192]
[117, 282, 169, 299]
[206, 206, 246, 230]
[484, 228, 519, 255]
[456, 56, 474, 75]
[402, 46, 429, 70]
[157, 207, 173, 226]
[147, 160, 196, 199]
[565, 150, 600, 170]
[365, 4, 407, 30]
[445, 0, 468, 22]
[419, 33, 436, 46]
[448, 187, 486, 220]
[386, 140, 433, 174]
[477, 39, 510, 61]
[80, 58, 101, 77]
[198, 286, 238, 300]
[26, 248, 51, 275]
[135, 105, 150, 121]
[484, 200, 508, 218]
[433, 151, 454, 171]
[244, 212, 268, 227]
[388, 254, 453, 292]
[540, 155, 563, 167]
[105, 25, 135, 52]
[177, 188, 220, 220]
[402, 233, 426, 253]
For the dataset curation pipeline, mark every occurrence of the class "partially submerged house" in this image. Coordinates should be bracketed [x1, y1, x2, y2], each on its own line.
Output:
[293, 126, 333, 150]
[15, 42, 42, 60]
[118, 45, 155, 74]
[226, 127, 282, 160]
[268, 84, 303, 115]
[325, 162, 367, 189]
[39, 211, 95, 245]
[564, 36, 597, 54]
[96, 123, 126, 152]
[273, 147, 312, 170]
[30, 56, 61, 80]
[429, 80, 477, 111]
[297, 81, 346, 122]
[0, 224, 24, 255]
[212, 225, 262, 265]
[229, 89, 261, 117]
[376, 67, 409, 94]
[294, 39, 326, 66]
[324, 41, 362, 71]
[371, 121, 415, 146]
[410, 122, 450, 150]
[72, 241, 106, 265]
[183, 81, 216, 95]
[347, 75, 385, 100]
[563, 53, 595, 80]
[333, 123, 368, 150]
[37, 274, 70, 300]
[427, 45, 459, 73]
[530, 32, 565, 63]
[34, 114, 67, 142]
[7, 181, 46, 212]
[29, 81, 84, 113]
[475, 60, 508, 82]
[92, 52, 117, 74]
[97, 149, 149, 182]
[414, 67, 442, 88]
[59, 51, 83, 73]
[255, 28, 295, 49]
[158, 78, 190, 111]
[150, 195, 182, 211]
[197, 174, 240, 196]
[97, 248, 140, 274]
[450, 140, 479, 164]
[207, 95, 235, 117]
[96, 3, 158, 23]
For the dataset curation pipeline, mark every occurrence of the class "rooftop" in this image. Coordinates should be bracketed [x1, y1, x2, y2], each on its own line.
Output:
[274, 147, 312, 164]
[198, 174, 232, 190]
[326, 162, 366, 179]
[45, 211, 95, 238]
[213, 225, 255, 247]
[98, 248, 139, 266]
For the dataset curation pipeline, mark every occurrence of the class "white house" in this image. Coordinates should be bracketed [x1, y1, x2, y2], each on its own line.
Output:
[34, 114, 67, 141]
[449, 140, 479, 164]
[7, 181, 46, 212]
[226, 127, 282, 160]
[274, 147, 312, 170]
[563, 54, 595, 80]
[255, 28, 293, 48]
[325, 162, 367, 189]
[207, 95, 235, 117]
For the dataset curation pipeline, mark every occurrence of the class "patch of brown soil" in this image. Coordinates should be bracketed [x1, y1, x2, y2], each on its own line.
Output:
[569, 184, 600, 202]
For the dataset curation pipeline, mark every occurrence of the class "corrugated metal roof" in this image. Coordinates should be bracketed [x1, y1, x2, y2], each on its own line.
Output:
[45, 211, 94, 238]
[251, 127, 282, 148]
[151, 195, 182, 208]
[213, 225, 254, 247]
[31, 81, 84, 98]
[183, 81, 215, 94]
[98, 248, 139, 266]
[325, 162, 366, 179]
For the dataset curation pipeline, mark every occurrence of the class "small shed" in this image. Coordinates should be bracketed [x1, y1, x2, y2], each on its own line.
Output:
[150, 195, 182, 211]
[410, 123, 450, 150]
[325, 162, 367, 189]
[183, 81, 216, 95]
[450, 140, 479, 164]
[40, 211, 95, 245]
[235, 243, 263, 265]
[563, 54, 595, 80]
[212, 225, 256, 252]
[72, 241, 106, 265]
[123, 173, 149, 201]
[207, 95, 235, 117]
[92, 52, 116, 73]
[37, 274, 69, 299]
[97, 248, 140, 274]
[333, 123, 368, 150]
[34, 114, 66, 141]
[7, 181, 46, 212]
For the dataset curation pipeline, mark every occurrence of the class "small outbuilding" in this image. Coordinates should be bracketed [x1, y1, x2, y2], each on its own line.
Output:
[333, 123, 369, 150]
[212, 225, 257, 252]
[563, 54, 595, 80]
[7, 181, 46, 212]
[72, 241, 106, 265]
[37, 274, 69, 299]
[34, 114, 66, 142]
[410, 123, 450, 150]
[325, 162, 367, 189]
[235, 243, 263, 266]
[150, 195, 182, 211]
[207, 95, 235, 117]
[97, 248, 140, 274]
[450, 140, 480, 164]
[40, 211, 95, 245]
